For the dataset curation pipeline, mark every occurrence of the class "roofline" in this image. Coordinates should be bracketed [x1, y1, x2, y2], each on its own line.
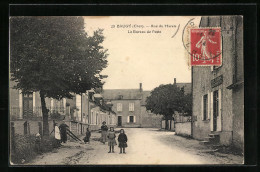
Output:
[103, 98, 142, 101]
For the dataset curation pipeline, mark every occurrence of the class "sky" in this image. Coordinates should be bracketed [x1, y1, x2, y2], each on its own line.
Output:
[84, 16, 201, 90]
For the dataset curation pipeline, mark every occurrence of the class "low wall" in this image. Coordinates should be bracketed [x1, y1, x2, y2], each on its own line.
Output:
[175, 122, 191, 136]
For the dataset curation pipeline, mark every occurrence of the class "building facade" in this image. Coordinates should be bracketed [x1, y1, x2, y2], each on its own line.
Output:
[102, 83, 162, 128]
[9, 79, 116, 135]
[192, 16, 244, 151]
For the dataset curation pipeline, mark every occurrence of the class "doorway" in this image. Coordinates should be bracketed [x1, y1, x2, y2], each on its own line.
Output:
[213, 90, 219, 131]
[117, 116, 122, 126]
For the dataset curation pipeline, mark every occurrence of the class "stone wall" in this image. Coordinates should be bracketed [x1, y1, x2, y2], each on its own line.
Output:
[140, 106, 161, 128]
[175, 122, 191, 136]
[111, 99, 141, 127]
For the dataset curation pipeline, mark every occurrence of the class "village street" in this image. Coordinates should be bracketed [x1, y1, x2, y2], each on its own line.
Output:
[28, 128, 243, 165]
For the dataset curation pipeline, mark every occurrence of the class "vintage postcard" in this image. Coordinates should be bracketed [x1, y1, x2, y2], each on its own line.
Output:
[9, 15, 244, 165]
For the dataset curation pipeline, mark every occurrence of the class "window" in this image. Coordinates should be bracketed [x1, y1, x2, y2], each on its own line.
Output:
[117, 103, 122, 111]
[129, 103, 134, 111]
[129, 116, 134, 123]
[91, 111, 94, 124]
[203, 94, 208, 120]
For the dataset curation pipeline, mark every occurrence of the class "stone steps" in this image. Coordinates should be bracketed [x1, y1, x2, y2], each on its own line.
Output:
[200, 133, 220, 145]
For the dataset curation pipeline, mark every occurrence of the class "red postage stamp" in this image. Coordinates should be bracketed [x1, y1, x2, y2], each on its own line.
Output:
[190, 28, 222, 66]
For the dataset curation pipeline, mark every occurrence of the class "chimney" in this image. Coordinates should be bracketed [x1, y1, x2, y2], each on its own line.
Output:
[174, 78, 176, 85]
[139, 83, 143, 92]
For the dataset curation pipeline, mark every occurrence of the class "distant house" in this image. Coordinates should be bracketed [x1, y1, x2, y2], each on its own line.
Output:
[66, 90, 116, 133]
[102, 83, 161, 128]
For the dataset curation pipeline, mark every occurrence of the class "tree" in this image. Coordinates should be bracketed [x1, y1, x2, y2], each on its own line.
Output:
[145, 84, 191, 130]
[10, 16, 108, 136]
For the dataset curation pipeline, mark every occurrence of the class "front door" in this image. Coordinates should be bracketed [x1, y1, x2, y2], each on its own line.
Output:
[118, 116, 122, 126]
[213, 90, 219, 131]
[23, 93, 33, 119]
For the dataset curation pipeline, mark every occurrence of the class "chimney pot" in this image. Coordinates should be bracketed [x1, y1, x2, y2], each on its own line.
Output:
[174, 78, 176, 84]
[139, 83, 143, 91]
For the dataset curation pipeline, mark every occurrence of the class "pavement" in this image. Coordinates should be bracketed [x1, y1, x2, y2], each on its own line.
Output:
[27, 128, 243, 165]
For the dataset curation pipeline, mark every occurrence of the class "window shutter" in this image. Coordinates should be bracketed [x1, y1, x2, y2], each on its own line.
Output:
[127, 116, 129, 123]
[134, 116, 136, 123]
[129, 103, 131, 111]
[217, 89, 222, 131]
[210, 91, 214, 131]
[207, 91, 210, 119]
[201, 96, 204, 120]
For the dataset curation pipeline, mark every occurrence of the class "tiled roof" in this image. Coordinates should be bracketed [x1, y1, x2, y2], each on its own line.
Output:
[102, 89, 143, 100]
[102, 83, 191, 106]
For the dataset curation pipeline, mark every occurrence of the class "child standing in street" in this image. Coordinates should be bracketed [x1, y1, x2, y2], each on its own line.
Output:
[118, 129, 128, 154]
[84, 128, 91, 144]
[107, 127, 117, 153]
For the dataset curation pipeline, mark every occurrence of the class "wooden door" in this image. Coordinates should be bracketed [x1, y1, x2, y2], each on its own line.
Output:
[118, 116, 122, 126]
[213, 90, 219, 131]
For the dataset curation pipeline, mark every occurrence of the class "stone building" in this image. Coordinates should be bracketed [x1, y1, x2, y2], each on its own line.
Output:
[9, 79, 116, 135]
[102, 83, 161, 128]
[191, 16, 244, 151]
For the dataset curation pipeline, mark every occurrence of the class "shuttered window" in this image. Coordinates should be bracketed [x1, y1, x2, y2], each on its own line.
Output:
[129, 103, 134, 111]
[117, 103, 122, 112]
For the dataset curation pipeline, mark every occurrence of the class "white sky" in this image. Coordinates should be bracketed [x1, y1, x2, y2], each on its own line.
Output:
[84, 16, 201, 90]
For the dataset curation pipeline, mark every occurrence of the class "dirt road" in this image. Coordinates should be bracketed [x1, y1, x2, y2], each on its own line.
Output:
[28, 128, 243, 165]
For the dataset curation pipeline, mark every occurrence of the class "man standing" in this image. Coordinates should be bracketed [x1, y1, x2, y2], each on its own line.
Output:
[59, 120, 69, 143]
[101, 121, 108, 144]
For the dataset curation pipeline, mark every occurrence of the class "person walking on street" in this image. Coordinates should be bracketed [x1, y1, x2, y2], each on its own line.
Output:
[54, 123, 61, 147]
[118, 129, 128, 154]
[107, 127, 116, 153]
[101, 121, 108, 144]
[59, 120, 69, 143]
[84, 128, 91, 144]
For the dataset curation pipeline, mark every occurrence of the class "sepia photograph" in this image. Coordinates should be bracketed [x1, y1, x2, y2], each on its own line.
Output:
[9, 15, 244, 165]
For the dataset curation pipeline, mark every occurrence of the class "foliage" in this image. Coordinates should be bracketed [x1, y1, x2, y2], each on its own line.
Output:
[10, 16, 108, 99]
[50, 112, 62, 119]
[146, 84, 183, 118]
[10, 16, 108, 135]
[145, 84, 192, 129]
[10, 134, 57, 164]
[181, 93, 192, 116]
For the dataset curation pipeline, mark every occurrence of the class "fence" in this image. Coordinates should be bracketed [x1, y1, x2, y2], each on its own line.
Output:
[10, 106, 66, 120]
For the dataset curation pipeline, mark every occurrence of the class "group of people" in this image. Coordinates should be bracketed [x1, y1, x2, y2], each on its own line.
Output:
[100, 121, 128, 154]
[53, 120, 128, 154]
[54, 120, 69, 147]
